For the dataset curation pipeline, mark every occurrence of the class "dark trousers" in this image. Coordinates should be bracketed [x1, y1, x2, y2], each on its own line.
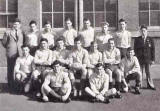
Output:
[118, 47, 127, 59]
[141, 63, 155, 88]
[126, 72, 141, 87]
[7, 55, 18, 89]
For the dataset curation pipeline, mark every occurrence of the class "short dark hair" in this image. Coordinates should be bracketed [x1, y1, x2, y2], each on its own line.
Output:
[83, 18, 90, 22]
[44, 21, 51, 26]
[21, 44, 30, 49]
[140, 24, 147, 30]
[108, 38, 115, 43]
[40, 38, 48, 43]
[13, 18, 21, 23]
[119, 18, 126, 23]
[74, 36, 82, 43]
[51, 60, 62, 68]
[95, 63, 103, 68]
[101, 22, 109, 26]
[56, 36, 65, 43]
[29, 20, 37, 26]
[127, 47, 134, 52]
[65, 17, 72, 22]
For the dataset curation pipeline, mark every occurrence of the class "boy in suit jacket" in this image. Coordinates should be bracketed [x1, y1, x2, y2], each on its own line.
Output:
[134, 25, 156, 90]
[2, 18, 24, 90]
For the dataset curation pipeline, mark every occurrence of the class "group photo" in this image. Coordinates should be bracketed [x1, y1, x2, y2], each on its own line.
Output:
[0, 0, 160, 111]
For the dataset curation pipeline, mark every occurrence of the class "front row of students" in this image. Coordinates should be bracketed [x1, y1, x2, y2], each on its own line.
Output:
[14, 36, 143, 103]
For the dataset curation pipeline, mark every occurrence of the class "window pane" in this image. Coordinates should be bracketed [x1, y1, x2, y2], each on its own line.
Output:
[65, 0, 75, 12]
[42, 0, 52, 12]
[53, 13, 63, 28]
[0, 15, 7, 28]
[106, 0, 117, 11]
[83, 13, 94, 26]
[106, 12, 116, 27]
[150, 11, 160, 26]
[53, 0, 63, 12]
[139, 12, 149, 26]
[95, 0, 104, 11]
[8, 15, 17, 28]
[8, 0, 17, 12]
[150, 0, 160, 10]
[95, 13, 104, 27]
[83, 0, 93, 11]
[42, 13, 52, 27]
[139, 0, 149, 10]
[65, 13, 75, 27]
[0, 0, 6, 12]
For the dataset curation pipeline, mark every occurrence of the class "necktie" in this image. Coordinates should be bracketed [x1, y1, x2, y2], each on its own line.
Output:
[15, 30, 18, 41]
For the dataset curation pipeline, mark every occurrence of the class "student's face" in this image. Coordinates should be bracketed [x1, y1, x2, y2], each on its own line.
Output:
[44, 24, 51, 32]
[75, 41, 81, 49]
[102, 25, 109, 32]
[22, 47, 30, 56]
[84, 20, 91, 29]
[53, 64, 61, 73]
[141, 28, 148, 37]
[30, 23, 37, 31]
[108, 40, 115, 49]
[41, 41, 48, 49]
[126, 50, 134, 58]
[96, 66, 104, 75]
[119, 21, 126, 30]
[91, 43, 98, 52]
[57, 40, 64, 49]
[65, 20, 72, 28]
[13, 22, 21, 30]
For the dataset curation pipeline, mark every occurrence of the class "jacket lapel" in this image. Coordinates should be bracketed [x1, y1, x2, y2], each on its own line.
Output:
[10, 30, 17, 41]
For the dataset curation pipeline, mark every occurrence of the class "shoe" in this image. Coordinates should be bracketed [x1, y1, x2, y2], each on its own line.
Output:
[135, 87, 141, 94]
[109, 95, 115, 99]
[123, 86, 128, 93]
[42, 96, 49, 102]
[148, 86, 156, 90]
[64, 98, 71, 103]
[115, 92, 122, 99]
[103, 97, 110, 104]
[36, 92, 41, 97]
[89, 98, 97, 103]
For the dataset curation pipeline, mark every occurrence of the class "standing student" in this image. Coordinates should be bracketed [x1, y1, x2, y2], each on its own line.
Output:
[2, 18, 24, 90]
[115, 19, 131, 58]
[79, 18, 95, 50]
[134, 25, 156, 90]
[25, 20, 40, 56]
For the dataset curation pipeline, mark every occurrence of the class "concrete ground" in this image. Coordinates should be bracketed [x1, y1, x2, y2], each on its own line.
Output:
[0, 65, 160, 111]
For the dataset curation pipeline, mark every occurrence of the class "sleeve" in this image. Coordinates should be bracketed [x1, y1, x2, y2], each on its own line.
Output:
[151, 38, 155, 61]
[34, 50, 43, 65]
[100, 74, 109, 95]
[89, 76, 100, 94]
[1, 31, 9, 48]
[102, 52, 115, 64]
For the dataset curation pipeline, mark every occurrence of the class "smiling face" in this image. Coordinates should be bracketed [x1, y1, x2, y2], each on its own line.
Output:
[65, 20, 72, 29]
[84, 20, 91, 29]
[13, 22, 21, 30]
[108, 40, 115, 50]
[126, 49, 134, 59]
[44, 24, 51, 32]
[57, 40, 64, 49]
[96, 65, 104, 75]
[41, 41, 48, 50]
[30, 23, 37, 32]
[22, 47, 30, 57]
[141, 28, 148, 37]
[91, 42, 98, 52]
[53, 64, 61, 73]
[75, 40, 82, 50]
[102, 24, 109, 33]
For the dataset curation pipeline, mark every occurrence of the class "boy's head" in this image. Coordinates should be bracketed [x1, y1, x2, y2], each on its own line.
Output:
[40, 38, 48, 49]
[13, 18, 21, 30]
[29, 20, 37, 31]
[119, 18, 127, 30]
[21, 45, 30, 56]
[126, 47, 135, 58]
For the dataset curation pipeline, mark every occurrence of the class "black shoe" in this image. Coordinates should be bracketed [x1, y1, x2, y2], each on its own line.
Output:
[115, 92, 122, 99]
[89, 98, 97, 103]
[147, 86, 156, 90]
[103, 97, 110, 104]
[135, 87, 141, 94]
[109, 95, 115, 99]
[64, 98, 71, 103]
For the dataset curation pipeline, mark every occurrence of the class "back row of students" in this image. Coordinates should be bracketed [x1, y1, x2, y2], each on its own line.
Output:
[1, 18, 156, 103]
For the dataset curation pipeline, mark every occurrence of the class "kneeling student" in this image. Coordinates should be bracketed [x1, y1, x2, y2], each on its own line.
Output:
[85, 63, 118, 103]
[41, 61, 71, 102]
[14, 45, 35, 93]
[120, 47, 142, 94]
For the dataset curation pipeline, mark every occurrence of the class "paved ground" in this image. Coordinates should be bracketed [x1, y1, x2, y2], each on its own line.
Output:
[0, 66, 160, 111]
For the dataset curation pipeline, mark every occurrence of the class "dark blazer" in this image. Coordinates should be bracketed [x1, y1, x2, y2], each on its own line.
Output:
[134, 36, 155, 64]
[1, 29, 24, 58]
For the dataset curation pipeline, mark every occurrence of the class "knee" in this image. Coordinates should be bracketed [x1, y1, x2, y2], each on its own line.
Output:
[15, 73, 22, 81]
[32, 70, 40, 80]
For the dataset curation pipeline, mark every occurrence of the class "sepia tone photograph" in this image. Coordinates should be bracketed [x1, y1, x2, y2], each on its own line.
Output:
[0, 0, 160, 111]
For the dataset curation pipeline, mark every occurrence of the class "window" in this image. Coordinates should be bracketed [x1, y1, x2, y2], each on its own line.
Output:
[41, 0, 76, 28]
[0, 0, 18, 28]
[139, 0, 160, 27]
[83, 0, 117, 28]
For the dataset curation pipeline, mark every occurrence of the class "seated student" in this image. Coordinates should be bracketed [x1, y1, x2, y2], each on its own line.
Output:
[14, 45, 35, 93]
[32, 38, 52, 96]
[58, 18, 77, 50]
[103, 38, 123, 98]
[40, 21, 57, 49]
[95, 22, 113, 52]
[68, 37, 88, 97]
[25, 20, 40, 56]
[52, 37, 70, 69]
[41, 60, 71, 103]
[87, 41, 102, 78]
[85, 63, 117, 103]
[120, 47, 142, 94]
